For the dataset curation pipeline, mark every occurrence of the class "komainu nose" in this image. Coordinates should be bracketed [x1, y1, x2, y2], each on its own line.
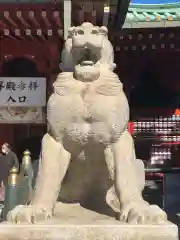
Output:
[86, 38, 102, 50]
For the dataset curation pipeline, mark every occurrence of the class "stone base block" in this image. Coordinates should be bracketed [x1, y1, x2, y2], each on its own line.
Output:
[0, 224, 177, 240]
[0, 203, 178, 240]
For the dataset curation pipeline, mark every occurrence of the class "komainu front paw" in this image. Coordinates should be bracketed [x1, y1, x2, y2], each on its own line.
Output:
[7, 205, 53, 224]
[120, 201, 167, 224]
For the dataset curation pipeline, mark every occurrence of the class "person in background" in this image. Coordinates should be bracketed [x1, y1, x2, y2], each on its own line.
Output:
[0, 143, 19, 185]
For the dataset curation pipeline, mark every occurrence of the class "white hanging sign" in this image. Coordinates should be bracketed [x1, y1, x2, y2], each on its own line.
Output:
[0, 77, 46, 107]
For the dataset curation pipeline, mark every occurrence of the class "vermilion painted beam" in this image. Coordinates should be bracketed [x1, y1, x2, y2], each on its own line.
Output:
[53, 11, 62, 28]
[28, 11, 40, 28]
[4, 11, 17, 27]
[16, 11, 30, 28]
[41, 11, 51, 28]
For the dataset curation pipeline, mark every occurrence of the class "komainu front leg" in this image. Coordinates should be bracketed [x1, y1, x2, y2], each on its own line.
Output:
[112, 130, 167, 224]
[7, 133, 71, 223]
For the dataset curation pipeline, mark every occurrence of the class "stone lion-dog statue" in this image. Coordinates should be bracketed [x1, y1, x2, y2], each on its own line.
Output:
[7, 22, 167, 224]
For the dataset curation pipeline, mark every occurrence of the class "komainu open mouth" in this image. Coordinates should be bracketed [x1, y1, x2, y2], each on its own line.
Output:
[77, 48, 100, 67]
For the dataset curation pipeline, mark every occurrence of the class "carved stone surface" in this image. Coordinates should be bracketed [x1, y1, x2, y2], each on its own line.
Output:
[0, 203, 178, 240]
[6, 22, 171, 227]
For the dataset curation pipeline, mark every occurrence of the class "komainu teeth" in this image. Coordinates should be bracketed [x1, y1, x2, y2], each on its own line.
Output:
[81, 61, 94, 66]
[77, 48, 98, 65]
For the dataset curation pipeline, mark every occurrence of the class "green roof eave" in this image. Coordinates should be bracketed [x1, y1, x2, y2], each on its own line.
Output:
[124, 2, 180, 24]
[129, 6, 180, 12]
[129, 2, 180, 9]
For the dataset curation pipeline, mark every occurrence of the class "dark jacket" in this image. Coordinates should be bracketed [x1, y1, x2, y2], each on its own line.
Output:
[0, 150, 19, 184]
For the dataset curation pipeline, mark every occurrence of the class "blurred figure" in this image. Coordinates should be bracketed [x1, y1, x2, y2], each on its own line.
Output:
[0, 143, 19, 185]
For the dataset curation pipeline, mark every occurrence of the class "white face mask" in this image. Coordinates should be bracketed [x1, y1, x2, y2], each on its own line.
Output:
[2, 147, 7, 154]
[2, 149, 6, 154]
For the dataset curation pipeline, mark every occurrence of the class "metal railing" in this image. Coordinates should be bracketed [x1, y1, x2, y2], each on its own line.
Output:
[3, 150, 33, 220]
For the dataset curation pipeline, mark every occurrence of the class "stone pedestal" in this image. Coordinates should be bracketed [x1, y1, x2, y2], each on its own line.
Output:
[0, 203, 178, 240]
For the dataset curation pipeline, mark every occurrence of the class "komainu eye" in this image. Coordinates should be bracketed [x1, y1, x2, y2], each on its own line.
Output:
[76, 29, 84, 35]
[92, 29, 99, 35]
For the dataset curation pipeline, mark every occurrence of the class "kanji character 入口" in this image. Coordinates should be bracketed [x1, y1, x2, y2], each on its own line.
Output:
[18, 96, 27, 103]
[7, 96, 16, 103]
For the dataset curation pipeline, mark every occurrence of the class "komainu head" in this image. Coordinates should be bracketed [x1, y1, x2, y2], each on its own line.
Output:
[60, 22, 116, 82]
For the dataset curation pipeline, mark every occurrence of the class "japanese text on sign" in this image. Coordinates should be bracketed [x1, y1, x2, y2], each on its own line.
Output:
[0, 78, 46, 107]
